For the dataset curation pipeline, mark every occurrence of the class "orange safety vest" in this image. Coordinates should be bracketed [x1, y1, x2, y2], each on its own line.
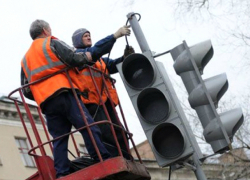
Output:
[21, 36, 81, 107]
[79, 59, 119, 106]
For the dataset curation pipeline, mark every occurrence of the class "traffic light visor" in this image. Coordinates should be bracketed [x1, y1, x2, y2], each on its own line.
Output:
[152, 123, 185, 158]
[137, 88, 170, 124]
[122, 53, 155, 89]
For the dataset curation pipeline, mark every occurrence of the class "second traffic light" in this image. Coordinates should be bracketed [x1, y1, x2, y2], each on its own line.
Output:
[171, 40, 244, 153]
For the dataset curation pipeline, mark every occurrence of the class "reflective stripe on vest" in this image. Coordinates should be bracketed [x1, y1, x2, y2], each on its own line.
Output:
[83, 70, 102, 77]
[22, 37, 63, 82]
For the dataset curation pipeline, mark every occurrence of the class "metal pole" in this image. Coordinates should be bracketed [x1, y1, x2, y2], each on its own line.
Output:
[193, 155, 208, 180]
[127, 12, 150, 53]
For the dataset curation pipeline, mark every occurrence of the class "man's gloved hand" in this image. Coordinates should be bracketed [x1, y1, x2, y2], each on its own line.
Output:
[124, 45, 135, 58]
[114, 25, 131, 39]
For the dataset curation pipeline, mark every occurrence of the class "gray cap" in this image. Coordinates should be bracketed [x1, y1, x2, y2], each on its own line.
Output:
[72, 28, 90, 48]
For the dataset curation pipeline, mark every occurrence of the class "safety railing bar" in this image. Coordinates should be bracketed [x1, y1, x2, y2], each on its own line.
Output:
[111, 83, 130, 133]
[16, 89, 47, 157]
[119, 107, 142, 163]
[28, 120, 128, 156]
[115, 90, 143, 163]
[37, 108, 53, 153]
[88, 67, 123, 157]
[65, 69, 103, 162]
[88, 65, 142, 163]
[85, 65, 116, 83]
[70, 134, 80, 157]
[100, 74, 131, 156]
[13, 91, 36, 154]
[13, 91, 54, 178]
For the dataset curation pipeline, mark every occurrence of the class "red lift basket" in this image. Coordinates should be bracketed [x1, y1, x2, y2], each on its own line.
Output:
[8, 67, 151, 180]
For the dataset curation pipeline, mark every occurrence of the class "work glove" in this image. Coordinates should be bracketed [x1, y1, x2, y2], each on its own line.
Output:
[123, 45, 135, 58]
[114, 25, 131, 39]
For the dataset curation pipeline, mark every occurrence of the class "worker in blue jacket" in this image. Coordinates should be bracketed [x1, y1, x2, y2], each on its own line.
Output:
[72, 26, 134, 159]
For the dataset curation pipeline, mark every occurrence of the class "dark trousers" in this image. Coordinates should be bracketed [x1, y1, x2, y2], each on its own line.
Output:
[43, 92, 111, 178]
[86, 100, 130, 160]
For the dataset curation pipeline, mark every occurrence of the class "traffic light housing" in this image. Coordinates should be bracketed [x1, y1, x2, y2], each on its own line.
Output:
[170, 40, 244, 153]
[117, 51, 198, 167]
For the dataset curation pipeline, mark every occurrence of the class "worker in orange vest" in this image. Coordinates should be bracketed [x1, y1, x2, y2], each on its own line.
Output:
[21, 19, 111, 178]
[71, 26, 134, 159]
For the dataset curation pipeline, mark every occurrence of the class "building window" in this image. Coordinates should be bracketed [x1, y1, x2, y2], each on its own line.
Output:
[15, 137, 36, 167]
[79, 144, 88, 156]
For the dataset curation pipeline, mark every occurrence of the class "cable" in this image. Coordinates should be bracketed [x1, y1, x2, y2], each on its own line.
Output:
[94, 48, 112, 119]
[168, 165, 172, 180]
[103, 142, 133, 160]
[68, 149, 76, 158]
[124, 13, 172, 59]
[125, 13, 141, 46]
[200, 152, 220, 162]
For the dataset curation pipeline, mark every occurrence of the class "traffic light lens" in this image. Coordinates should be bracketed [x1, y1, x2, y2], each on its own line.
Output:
[122, 53, 154, 89]
[152, 123, 185, 158]
[137, 88, 170, 124]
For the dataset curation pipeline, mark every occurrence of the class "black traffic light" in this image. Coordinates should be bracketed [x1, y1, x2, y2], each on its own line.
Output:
[171, 40, 244, 153]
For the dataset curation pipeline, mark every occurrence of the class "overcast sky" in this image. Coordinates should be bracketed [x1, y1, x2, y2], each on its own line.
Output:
[0, 0, 248, 147]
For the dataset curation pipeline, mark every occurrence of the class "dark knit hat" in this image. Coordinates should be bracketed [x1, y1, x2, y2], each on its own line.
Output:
[72, 28, 90, 48]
